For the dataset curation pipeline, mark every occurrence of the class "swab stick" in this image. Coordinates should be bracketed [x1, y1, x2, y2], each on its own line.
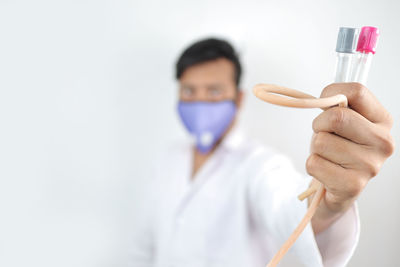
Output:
[252, 83, 348, 267]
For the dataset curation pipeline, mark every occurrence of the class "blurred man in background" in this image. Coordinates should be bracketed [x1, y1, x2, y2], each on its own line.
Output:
[131, 38, 394, 267]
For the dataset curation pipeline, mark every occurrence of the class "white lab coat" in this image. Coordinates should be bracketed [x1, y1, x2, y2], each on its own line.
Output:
[131, 127, 359, 267]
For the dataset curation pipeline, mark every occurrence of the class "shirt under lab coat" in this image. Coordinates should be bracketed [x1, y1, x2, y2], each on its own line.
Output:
[131, 127, 360, 267]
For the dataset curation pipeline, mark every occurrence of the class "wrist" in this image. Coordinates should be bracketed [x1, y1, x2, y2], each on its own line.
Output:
[310, 193, 355, 235]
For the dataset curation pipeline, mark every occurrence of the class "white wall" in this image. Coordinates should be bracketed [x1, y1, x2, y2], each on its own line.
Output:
[0, 0, 399, 266]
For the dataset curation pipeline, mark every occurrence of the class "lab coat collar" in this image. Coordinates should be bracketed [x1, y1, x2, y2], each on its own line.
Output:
[175, 125, 246, 215]
[219, 124, 245, 152]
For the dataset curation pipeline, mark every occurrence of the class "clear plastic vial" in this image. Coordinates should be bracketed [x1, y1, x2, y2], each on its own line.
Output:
[350, 26, 379, 85]
[351, 52, 374, 85]
[334, 27, 359, 82]
[335, 53, 354, 82]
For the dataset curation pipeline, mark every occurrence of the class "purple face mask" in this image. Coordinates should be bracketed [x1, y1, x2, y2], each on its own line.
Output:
[177, 100, 237, 154]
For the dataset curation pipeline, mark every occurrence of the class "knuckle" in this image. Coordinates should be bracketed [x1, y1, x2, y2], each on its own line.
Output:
[312, 116, 321, 132]
[329, 107, 346, 132]
[350, 83, 368, 101]
[320, 83, 337, 98]
[380, 133, 395, 157]
[373, 129, 395, 157]
[306, 154, 319, 175]
[346, 178, 365, 198]
[364, 160, 381, 178]
[313, 132, 328, 154]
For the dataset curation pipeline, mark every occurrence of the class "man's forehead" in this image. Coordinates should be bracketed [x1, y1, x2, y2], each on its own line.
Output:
[179, 58, 235, 82]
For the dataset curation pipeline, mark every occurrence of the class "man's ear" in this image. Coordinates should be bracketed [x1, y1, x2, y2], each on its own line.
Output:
[235, 90, 245, 109]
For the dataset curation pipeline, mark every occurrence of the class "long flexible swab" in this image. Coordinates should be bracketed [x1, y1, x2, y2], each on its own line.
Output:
[253, 84, 346, 267]
[253, 26, 379, 267]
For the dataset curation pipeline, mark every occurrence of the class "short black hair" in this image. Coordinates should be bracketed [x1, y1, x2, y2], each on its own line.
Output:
[175, 38, 242, 87]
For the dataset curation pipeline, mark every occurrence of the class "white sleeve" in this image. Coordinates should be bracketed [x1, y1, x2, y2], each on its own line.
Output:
[248, 153, 359, 267]
[315, 201, 360, 267]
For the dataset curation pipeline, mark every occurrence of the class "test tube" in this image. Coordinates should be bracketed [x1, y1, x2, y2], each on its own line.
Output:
[334, 27, 359, 83]
[351, 26, 380, 85]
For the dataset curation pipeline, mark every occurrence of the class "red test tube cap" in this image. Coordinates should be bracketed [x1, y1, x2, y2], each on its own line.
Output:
[357, 26, 379, 54]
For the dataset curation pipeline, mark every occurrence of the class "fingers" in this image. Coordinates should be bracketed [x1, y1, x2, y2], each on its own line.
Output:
[312, 106, 394, 157]
[310, 132, 383, 177]
[307, 83, 395, 214]
[313, 107, 369, 144]
[321, 83, 393, 129]
[305, 153, 367, 201]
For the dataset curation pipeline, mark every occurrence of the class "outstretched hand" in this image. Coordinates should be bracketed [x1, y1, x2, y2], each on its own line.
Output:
[308, 83, 394, 234]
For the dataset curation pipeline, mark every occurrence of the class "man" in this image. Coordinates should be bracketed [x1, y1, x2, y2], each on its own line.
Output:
[131, 38, 394, 266]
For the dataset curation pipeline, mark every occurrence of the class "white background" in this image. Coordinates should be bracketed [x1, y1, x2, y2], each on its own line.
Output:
[0, 0, 399, 266]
